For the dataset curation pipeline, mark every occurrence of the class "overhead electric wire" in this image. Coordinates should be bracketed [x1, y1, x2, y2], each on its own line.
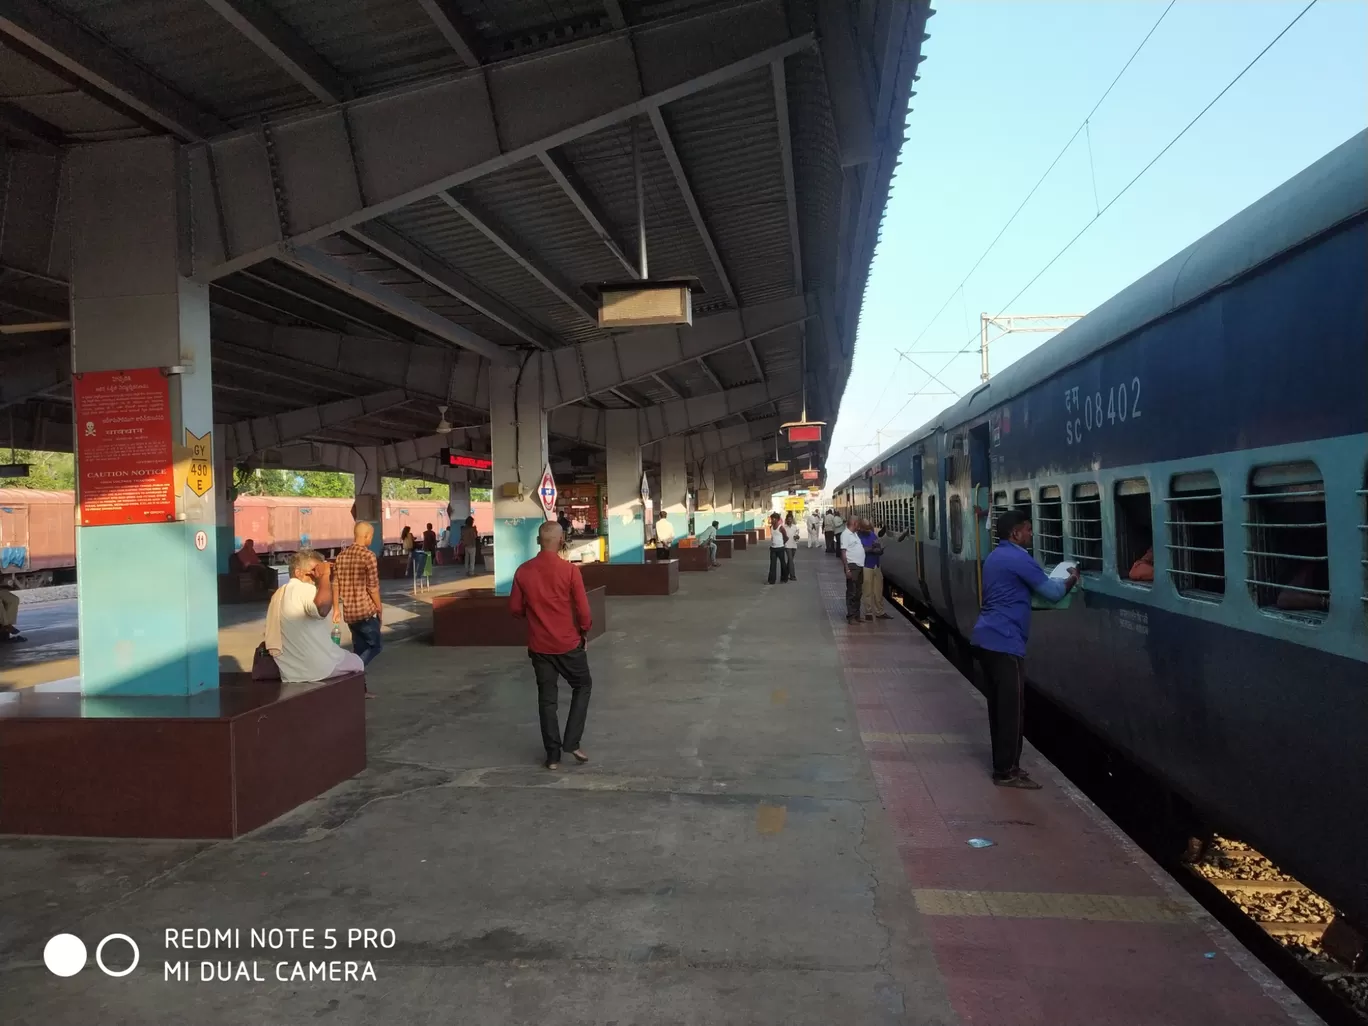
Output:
[846, 1, 1177, 452]
[893, 0, 1322, 433]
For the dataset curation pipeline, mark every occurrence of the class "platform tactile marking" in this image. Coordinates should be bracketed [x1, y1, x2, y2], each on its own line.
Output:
[914, 889, 1190, 923]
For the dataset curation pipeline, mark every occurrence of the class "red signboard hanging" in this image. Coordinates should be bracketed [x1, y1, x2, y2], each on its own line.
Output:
[441, 449, 493, 470]
[786, 424, 822, 443]
[73, 368, 176, 527]
[801, 469, 820, 481]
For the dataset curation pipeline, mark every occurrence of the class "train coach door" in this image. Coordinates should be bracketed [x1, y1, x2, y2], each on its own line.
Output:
[969, 424, 993, 605]
[912, 455, 927, 597]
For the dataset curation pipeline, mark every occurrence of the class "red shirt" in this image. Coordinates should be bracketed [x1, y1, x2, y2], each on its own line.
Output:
[509, 552, 592, 654]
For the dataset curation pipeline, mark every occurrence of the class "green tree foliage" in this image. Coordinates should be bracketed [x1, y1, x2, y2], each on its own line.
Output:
[1, 450, 75, 491]
[383, 477, 449, 501]
[471, 487, 492, 503]
[232, 468, 355, 498]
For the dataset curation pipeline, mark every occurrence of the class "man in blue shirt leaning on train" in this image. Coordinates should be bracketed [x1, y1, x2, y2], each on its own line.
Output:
[970, 510, 1079, 790]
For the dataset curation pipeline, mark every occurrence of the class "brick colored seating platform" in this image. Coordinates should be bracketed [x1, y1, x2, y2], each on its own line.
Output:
[715, 537, 733, 558]
[432, 586, 607, 646]
[378, 554, 411, 579]
[216, 571, 276, 603]
[674, 546, 713, 571]
[732, 533, 748, 550]
[0, 672, 366, 838]
[578, 559, 679, 596]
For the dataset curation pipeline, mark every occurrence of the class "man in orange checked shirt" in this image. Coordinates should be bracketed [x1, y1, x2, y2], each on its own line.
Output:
[509, 520, 594, 771]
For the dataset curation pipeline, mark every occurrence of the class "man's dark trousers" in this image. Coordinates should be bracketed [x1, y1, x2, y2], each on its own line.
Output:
[844, 564, 863, 619]
[824, 531, 836, 553]
[973, 646, 1025, 777]
[530, 641, 592, 762]
[347, 616, 383, 666]
[768, 547, 788, 584]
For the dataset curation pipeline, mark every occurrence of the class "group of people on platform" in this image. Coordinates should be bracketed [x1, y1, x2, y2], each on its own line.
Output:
[398, 517, 482, 579]
[831, 512, 894, 623]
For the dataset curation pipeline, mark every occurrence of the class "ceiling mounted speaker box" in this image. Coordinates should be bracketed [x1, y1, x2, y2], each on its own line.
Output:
[594, 280, 699, 328]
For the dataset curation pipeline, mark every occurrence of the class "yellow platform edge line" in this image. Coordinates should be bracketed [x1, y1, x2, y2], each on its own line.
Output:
[913, 889, 1190, 924]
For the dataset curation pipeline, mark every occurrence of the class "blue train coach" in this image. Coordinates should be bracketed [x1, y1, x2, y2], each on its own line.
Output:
[834, 129, 1367, 931]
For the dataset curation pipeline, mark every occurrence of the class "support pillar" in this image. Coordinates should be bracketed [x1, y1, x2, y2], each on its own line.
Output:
[447, 479, 472, 526]
[605, 411, 645, 563]
[728, 469, 745, 536]
[353, 447, 383, 558]
[490, 360, 548, 595]
[69, 138, 218, 696]
[696, 461, 716, 537]
[715, 465, 734, 536]
[659, 437, 690, 546]
[214, 434, 234, 573]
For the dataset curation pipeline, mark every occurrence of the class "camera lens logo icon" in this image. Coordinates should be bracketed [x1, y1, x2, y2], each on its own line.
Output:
[44, 933, 139, 978]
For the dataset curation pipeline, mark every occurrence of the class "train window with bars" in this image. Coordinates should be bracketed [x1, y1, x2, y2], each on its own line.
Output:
[1115, 478, 1153, 583]
[1244, 462, 1329, 621]
[1166, 472, 1225, 599]
[906, 497, 917, 537]
[1067, 483, 1104, 572]
[989, 490, 1009, 542]
[1036, 486, 1064, 566]
[1014, 488, 1032, 520]
[949, 495, 964, 554]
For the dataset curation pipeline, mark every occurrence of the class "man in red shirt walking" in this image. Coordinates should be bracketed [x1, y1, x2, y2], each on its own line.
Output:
[509, 520, 594, 770]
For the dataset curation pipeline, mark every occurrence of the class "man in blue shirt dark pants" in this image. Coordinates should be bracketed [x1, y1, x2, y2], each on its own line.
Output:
[971, 510, 1079, 789]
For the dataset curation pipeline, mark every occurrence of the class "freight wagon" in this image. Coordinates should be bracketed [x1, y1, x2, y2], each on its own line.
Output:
[0, 490, 492, 585]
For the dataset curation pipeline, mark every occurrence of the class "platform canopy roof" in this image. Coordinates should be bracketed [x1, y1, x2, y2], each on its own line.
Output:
[0, 0, 929, 490]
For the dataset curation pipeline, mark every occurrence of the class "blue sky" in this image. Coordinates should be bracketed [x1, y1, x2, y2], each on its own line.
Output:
[825, 0, 1368, 489]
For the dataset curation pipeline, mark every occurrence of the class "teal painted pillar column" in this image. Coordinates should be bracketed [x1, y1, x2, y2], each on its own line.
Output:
[70, 138, 219, 697]
[659, 436, 690, 544]
[353, 447, 384, 558]
[729, 470, 744, 536]
[490, 360, 548, 595]
[214, 431, 233, 573]
[605, 410, 644, 563]
[715, 466, 734, 536]
[695, 460, 715, 539]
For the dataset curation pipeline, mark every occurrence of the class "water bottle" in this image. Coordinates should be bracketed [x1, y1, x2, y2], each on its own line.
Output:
[331, 622, 342, 646]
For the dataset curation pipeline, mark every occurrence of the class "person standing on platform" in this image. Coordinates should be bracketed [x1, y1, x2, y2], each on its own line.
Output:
[459, 516, 480, 576]
[767, 512, 789, 584]
[840, 517, 866, 624]
[557, 508, 572, 536]
[421, 522, 438, 576]
[822, 509, 837, 553]
[859, 521, 891, 621]
[401, 526, 416, 575]
[437, 524, 451, 564]
[509, 521, 594, 771]
[783, 511, 799, 581]
[806, 508, 822, 549]
[696, 520, 720, 566]
[334, 522, 384, 684]
[655, 511, 675, 558]
[970, 510, 1079, 789]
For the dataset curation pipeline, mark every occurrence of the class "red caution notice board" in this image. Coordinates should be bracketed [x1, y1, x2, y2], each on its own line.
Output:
[73, 368, 176, 527]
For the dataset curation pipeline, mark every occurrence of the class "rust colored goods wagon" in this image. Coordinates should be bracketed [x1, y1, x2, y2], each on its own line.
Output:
[232, 496, 355, 557]
[381, 500, 452, 547]
[0, 489, 77, 587]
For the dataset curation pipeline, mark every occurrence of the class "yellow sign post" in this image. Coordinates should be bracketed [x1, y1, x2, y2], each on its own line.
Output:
[186, 430, 213, 497]
[783, 495, 806, 513]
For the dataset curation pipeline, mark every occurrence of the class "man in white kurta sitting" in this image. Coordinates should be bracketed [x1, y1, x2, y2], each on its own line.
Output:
[267, 549, 365, 684]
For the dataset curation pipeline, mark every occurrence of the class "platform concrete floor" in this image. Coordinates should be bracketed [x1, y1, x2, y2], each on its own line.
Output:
[0, 546, 956, 1026]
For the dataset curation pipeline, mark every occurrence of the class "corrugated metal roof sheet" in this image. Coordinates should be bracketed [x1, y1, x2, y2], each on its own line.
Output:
[660, 67, 795, 309]
[46, 0, 315, 121]
[270, 0, 467, 88]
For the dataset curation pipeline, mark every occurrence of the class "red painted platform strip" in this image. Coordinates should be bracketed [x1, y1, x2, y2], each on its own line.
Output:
[814, 555, 1316, 1026]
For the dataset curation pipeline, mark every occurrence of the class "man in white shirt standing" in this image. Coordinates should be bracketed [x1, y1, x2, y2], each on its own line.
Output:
[655, 511, 676, 558]
[271, 549, 366, 684]
[840, 518, 867, 625]
[695, 520, 720, 566]
[767, 512, 790, 584]
[806, 509, 822, 549]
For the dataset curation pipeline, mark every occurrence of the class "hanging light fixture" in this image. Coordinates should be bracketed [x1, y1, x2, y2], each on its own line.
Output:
[435, 405, 452, 434]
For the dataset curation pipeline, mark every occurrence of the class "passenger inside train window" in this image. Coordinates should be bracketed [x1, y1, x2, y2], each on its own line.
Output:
[1275, 564, 1330, 612]
[1115, 479, 1153, 581]
[1128, 548, 1154, 582]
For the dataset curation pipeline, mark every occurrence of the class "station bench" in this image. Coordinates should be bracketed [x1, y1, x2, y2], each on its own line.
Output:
[0, 671, 366, 839]
[432, 586, 607, 646]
